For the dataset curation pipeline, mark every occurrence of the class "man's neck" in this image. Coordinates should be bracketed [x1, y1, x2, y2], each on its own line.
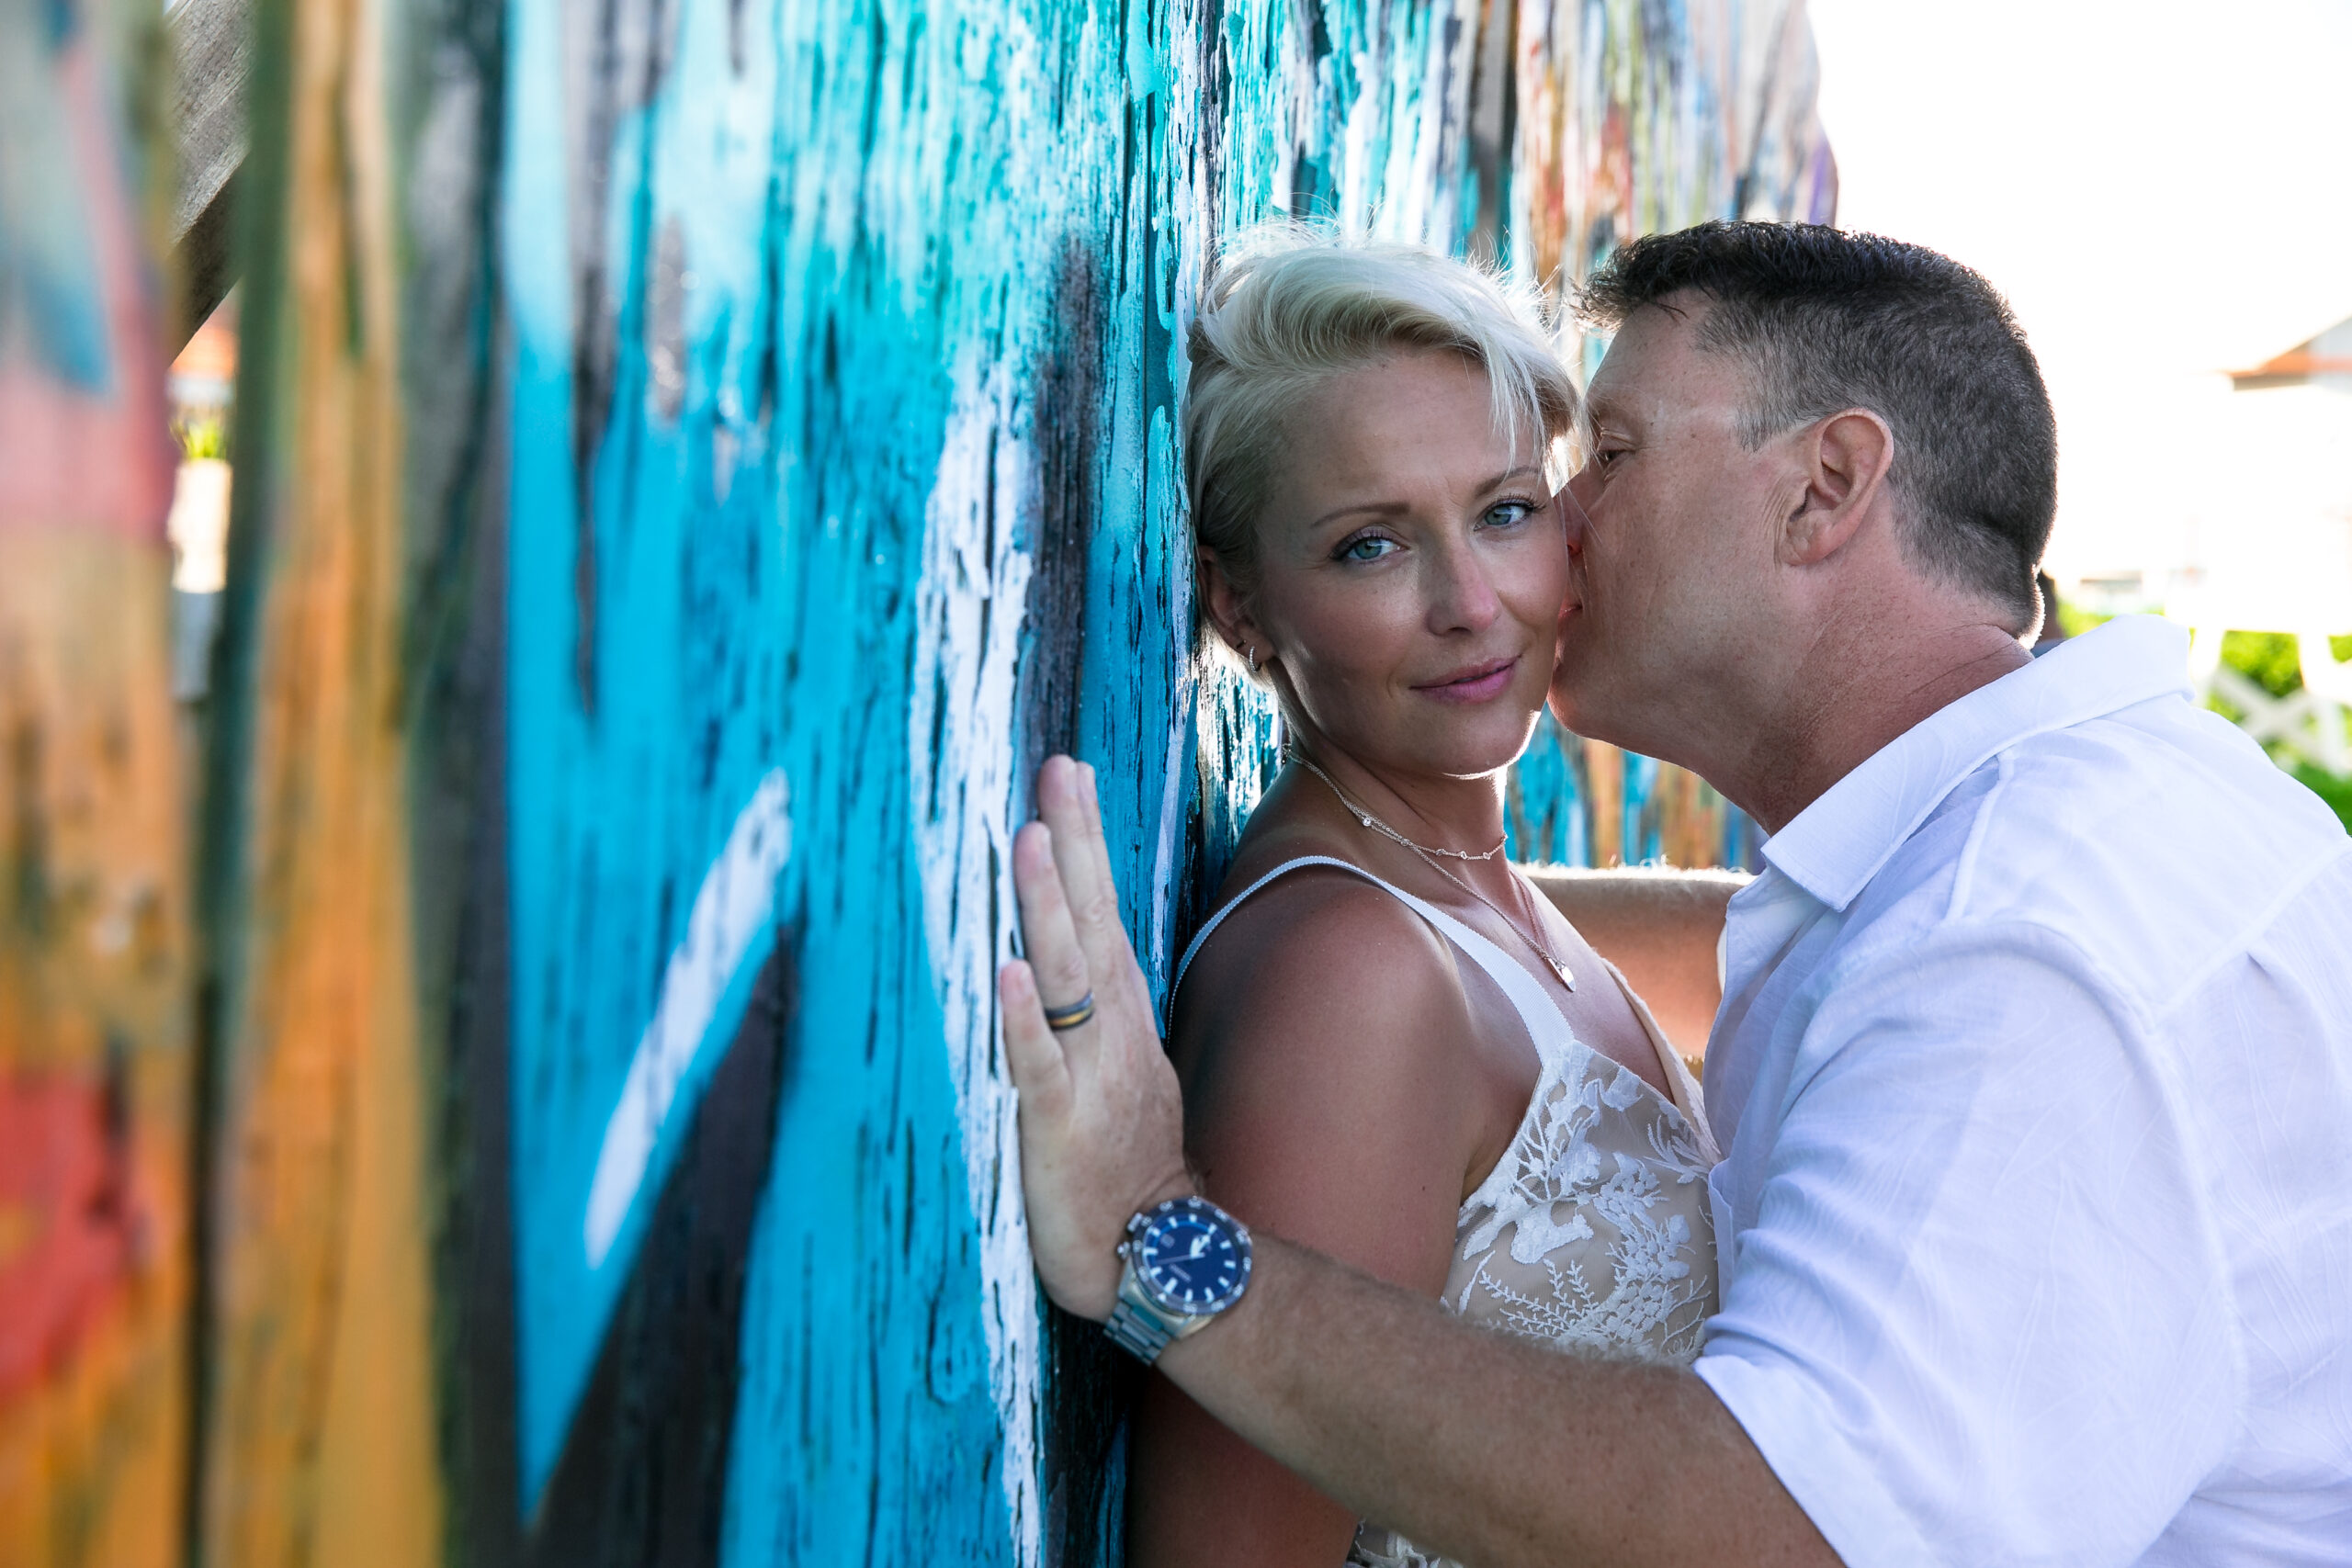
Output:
[1721, 606, 2033, 835]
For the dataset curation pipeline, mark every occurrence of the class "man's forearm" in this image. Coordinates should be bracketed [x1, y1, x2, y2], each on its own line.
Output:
[1521, 865, 1744, 1057]
[999, 762, 1826, 1563]
[1156, 1233, 1837, 1568]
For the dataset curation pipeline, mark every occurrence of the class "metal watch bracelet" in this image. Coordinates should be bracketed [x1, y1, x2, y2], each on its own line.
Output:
[1104, 1294, 1176, 1361]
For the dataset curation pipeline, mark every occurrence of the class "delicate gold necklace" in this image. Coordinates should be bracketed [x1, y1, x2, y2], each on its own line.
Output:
[1292, 753, 1576, 992]
[1291, 754, 1504, 860]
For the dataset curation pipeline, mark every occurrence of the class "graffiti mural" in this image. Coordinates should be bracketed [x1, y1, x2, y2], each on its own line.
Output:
[1, 0, 1828, 1564]
[0, 2, 188, 1566]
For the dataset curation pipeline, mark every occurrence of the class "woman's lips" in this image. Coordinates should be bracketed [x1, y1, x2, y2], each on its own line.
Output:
[1414, 656, 1519, 704]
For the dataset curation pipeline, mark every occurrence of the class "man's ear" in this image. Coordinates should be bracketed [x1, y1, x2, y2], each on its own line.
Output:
[1196, 545, 1264, 662]
[1780, 409, 1894, 567]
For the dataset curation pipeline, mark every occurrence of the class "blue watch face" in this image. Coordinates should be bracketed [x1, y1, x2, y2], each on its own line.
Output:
[1136, 1205, 1248, 1314]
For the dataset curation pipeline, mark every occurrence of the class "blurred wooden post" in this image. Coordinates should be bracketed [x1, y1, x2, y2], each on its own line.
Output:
[185, 0, 509, 1553]
[1584, 739, 1627, 866]
[0, 5, 192, 1564]
[166, 0, 252, 352]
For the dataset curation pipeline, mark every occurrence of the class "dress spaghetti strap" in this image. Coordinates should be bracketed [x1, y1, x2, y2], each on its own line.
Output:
[1171, 857, 1374, 1000]
[1170, 856, 1559, 1068]
[1169, 854, 1711, 1143]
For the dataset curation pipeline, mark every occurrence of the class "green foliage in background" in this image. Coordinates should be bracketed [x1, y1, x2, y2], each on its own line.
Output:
[174, 414, 227, 461]
[2222, 631, 2302, 698]
[2208, 632, 2352, 833]
[2054, 603, 2110, 638]
[2292, 763, 2352, 833]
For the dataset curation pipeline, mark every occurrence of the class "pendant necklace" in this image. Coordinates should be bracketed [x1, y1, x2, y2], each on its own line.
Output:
[1292, 753, 1576, 992]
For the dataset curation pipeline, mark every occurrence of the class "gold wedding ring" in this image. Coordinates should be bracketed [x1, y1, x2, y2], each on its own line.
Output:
[1042, 991, 1097, 1032]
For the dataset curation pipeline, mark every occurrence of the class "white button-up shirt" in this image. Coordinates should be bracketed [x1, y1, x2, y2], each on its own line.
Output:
[1692, 615, 2352, 1566]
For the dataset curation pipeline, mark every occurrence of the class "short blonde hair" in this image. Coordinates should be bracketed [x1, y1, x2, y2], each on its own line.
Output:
[1184, 227, 1577, 628]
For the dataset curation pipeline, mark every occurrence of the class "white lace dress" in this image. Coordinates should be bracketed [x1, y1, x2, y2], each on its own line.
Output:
[1173, 857, 1721, 1568]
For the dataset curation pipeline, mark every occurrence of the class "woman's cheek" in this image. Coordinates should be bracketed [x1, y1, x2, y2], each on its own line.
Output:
[1501, 535, 1572, 627]
[1289, 593, 1397, 682]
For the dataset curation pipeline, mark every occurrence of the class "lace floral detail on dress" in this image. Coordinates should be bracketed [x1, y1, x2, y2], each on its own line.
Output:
[1347, 1045, 1718, 1568]
[1450, 1050, 1715, 1364]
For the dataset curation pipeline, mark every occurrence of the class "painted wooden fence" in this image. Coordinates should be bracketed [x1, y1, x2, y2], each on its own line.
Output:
[1, 1, 1830, 1564]
[0, 4, 189, 1562]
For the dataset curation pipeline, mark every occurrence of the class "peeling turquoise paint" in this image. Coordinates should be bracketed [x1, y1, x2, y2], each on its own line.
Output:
[503, 0, 807, 1504]
[496, 0, 1829, 1558]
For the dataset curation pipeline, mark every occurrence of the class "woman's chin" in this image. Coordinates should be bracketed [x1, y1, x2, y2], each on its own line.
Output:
[1408, 705, 1550, 778]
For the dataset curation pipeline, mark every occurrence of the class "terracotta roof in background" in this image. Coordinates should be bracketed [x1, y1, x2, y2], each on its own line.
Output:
[2231, 350, 2352, 380]
[170, 293, 239, 383]
[2229, 317, 2352, 388]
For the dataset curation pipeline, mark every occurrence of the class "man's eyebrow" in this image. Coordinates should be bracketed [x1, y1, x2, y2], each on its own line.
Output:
[1302, 465, 1549, 534]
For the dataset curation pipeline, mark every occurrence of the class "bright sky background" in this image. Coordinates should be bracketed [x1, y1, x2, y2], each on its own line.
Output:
[1807, 0, 2352, 610]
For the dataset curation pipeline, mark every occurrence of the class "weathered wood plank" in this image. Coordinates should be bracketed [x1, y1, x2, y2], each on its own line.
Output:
[166, 0, 254, 349]
[187, 0, 443, 1556]
[390, 0, 518, 1557]
[0, 6, 192, 1567]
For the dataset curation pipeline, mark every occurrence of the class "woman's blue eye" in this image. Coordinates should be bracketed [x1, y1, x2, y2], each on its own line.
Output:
[1339, 536, 1397, 562]
[1483, 501, 1537, 528]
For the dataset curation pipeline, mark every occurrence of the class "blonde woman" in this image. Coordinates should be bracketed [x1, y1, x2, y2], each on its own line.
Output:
[1132, 231, 1723, 1565]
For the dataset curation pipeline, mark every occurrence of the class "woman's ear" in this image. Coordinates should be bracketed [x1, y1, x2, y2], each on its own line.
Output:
[1780, 408, 1894, 567]
[1196, 545, 1265, 666]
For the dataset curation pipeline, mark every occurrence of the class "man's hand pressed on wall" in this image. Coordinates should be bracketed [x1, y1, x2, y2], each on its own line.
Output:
[998, 756, 1193, 1320]
[998, 757, 1842, 1568]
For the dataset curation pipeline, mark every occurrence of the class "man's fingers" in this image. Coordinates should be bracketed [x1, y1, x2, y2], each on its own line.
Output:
[1038, 757, 1134, 982]
[1011, 819, 1099, 1034]
[1074, 761, 1124, 927]
[998, 960, 1071, 1115]
[1005, 773, 1195, 1325]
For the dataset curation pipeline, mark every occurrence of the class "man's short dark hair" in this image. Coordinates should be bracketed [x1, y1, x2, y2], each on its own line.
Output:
[1579, 221, 2056, 629]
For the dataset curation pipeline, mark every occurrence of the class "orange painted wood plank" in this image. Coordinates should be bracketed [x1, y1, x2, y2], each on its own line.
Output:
[0, 534, 192, 1568]
[0, 6, 194, 1566]
[190, 0, 443, 1561]
[1584, 739, 1627, 866]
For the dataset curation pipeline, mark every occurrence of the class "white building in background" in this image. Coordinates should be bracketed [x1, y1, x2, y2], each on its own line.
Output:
[165, 298, 237, 702]
[2123, 315, 2352, 772]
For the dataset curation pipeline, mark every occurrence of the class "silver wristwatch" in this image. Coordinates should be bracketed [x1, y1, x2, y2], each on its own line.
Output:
[1104, 1195, 1254, 1364]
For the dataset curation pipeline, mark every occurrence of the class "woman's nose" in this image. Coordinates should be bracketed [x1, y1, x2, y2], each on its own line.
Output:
[1426, 546, 1503, 633]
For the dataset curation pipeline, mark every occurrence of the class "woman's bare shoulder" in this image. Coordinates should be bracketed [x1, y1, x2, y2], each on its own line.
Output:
[1171, 861, 1489, 1289]
[1176, 866, 1484, 1134]
[1175, 860, 1470, 1064]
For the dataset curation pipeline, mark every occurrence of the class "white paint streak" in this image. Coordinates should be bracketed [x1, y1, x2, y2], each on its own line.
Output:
[910, 360, 1044, 1568]
[1147, 669, 1192, 998]
[584, 768, 792, 1268]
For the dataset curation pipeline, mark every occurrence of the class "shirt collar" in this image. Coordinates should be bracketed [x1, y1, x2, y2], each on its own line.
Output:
[1759, 615, 2194, 912]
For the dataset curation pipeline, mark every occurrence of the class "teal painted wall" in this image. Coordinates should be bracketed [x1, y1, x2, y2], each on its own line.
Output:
[494, 0, 1833, 1562]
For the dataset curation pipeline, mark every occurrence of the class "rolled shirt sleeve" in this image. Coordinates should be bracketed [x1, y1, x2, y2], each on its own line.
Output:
[1694, 922, 2242, 1568]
